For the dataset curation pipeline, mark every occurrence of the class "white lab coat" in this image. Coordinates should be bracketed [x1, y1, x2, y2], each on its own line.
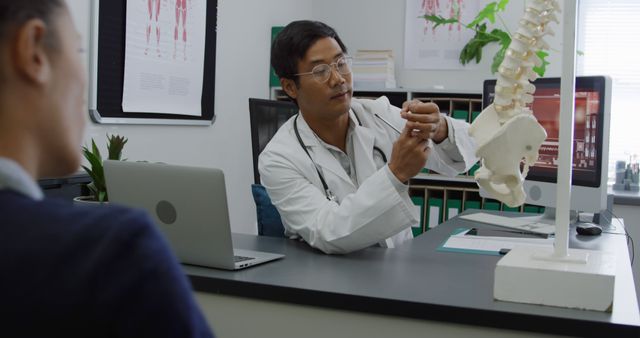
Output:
[258, 97, 477, 254]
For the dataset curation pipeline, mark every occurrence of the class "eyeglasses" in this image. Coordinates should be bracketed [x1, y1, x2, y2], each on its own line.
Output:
[294, 56, 353, 83]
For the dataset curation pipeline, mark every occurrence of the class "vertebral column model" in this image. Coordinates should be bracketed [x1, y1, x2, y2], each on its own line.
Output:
[174, 0, 188, 60]
[468, 0, 560, 207]
[146, 0, 161, 57]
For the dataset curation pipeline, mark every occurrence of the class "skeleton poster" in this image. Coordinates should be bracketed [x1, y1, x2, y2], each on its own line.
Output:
[122, 0, 207, 116]
[404, 0, 481, 70]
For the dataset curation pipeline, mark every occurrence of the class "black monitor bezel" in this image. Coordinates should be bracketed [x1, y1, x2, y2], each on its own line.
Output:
[482, 76, 607, 187]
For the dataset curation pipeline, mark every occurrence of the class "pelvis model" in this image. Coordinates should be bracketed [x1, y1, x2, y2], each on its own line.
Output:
[469, 0, 560, 207]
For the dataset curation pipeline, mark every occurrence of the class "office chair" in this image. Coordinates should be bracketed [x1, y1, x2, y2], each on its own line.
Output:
[248, 98, 298, 237]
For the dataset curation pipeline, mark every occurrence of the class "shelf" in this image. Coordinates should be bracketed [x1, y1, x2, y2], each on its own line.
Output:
[412, 173, 477, 184]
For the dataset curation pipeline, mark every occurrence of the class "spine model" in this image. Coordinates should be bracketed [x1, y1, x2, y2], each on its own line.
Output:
[468, 0, 561, 207]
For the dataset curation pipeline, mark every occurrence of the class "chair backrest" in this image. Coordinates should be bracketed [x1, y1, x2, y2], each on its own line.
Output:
[249, 98, 298, 184]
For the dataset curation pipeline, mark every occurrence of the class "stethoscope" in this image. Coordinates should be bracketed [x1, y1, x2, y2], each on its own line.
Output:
[293, 110, 389, 202]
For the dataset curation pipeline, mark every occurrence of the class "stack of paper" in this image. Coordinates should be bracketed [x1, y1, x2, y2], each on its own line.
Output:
[352, 50, 397, 89]
[439, 228, 553, 256]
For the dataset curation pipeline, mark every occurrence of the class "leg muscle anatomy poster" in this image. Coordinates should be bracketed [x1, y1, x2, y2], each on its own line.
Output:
[122, 0, 207, 116]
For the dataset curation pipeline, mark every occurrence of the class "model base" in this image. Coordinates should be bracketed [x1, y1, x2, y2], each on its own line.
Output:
[494, 246, 616, 312]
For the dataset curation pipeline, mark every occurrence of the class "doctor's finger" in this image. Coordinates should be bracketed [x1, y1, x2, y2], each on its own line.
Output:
[402, 101, 439, 115]
[406, 121, 436, 138]
[401, 99, 422, 113]
[401, 110, 440, 124]
[398, 128, 424, 149]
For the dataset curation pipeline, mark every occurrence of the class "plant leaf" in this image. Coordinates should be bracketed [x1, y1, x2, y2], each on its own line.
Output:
[497, 0, 509, 12]
[82, 139, 106, 199]
[81, 165, 99, 185]
[491, 46, 506, 74]
[90, 139, 102, 162]
[490, 29, 511, 73]
[421, 14, 459, 29]
[107, 134, 128, 161]
[532, 50, 550, 77]
[467, 2, 498, 28]
[491, 29, 511, 47]
[458, 24, 502, 65]
[86, 182, 98, 200]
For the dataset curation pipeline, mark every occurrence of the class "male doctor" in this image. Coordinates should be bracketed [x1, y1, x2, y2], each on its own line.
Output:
[260, 20, 477, 254]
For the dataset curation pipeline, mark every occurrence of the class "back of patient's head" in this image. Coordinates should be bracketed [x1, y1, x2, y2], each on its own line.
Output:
[0, 0, 86, 180]
[0, 1, 64, 81]
[271, 20, 347, 84]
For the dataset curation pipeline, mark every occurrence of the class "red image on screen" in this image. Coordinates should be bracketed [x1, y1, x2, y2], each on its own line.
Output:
[528, 88, 600, 178]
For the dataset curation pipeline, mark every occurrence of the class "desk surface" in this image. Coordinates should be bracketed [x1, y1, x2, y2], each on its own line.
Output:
[186, 212, 640, 337]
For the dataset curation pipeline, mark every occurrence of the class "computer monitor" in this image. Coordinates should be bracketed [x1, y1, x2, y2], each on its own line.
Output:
[482, 76, 611, 216]
[249, 98, 299, 184]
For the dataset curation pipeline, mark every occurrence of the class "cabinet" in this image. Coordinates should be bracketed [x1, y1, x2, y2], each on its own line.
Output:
[38, 172, 91, 201]
[270, 87, 544, 234]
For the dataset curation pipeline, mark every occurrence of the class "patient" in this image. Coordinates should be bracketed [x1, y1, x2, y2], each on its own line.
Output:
[0, 1, 214, 336]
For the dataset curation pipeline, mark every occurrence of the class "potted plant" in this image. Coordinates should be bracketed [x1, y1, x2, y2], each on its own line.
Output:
[74, 134, 128, 204]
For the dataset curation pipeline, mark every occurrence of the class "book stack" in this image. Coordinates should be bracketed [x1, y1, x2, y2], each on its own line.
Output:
[352, 50, 397, 89]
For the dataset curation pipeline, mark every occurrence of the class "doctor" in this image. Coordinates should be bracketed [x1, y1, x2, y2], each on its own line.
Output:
[260, 20, 477, 254]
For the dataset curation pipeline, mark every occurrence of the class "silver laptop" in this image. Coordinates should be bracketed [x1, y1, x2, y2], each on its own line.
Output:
[104, 160, 284, 270]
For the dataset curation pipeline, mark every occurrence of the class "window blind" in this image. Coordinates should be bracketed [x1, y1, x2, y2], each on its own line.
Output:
[577, 0, 640, 181]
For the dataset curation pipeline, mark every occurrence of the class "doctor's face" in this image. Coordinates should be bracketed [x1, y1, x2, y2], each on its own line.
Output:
[288, 37, 353, 123]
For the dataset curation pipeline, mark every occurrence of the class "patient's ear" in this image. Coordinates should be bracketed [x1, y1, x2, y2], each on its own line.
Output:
[281, 78, 298, 100]
[12, 18, 52, 85]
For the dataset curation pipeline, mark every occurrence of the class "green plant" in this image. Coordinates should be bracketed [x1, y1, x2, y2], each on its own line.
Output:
[422, 0, 550, 76]
[81, 134, 128, 202]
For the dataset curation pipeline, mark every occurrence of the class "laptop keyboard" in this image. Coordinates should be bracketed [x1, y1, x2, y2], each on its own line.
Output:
[234, 255, 254, 263]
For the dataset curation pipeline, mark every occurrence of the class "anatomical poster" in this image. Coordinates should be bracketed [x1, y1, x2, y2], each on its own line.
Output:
[404, 0, 481, 70]
[122, 0, 207, 116]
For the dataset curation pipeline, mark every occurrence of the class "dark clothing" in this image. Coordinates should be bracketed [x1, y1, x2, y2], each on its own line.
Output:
[0, 190, 214, 338]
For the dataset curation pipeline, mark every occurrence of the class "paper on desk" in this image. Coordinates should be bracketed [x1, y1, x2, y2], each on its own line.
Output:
[438, 228, 554, 256]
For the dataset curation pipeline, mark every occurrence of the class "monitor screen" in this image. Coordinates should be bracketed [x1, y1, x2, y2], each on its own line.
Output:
[482, 76, 607, 188]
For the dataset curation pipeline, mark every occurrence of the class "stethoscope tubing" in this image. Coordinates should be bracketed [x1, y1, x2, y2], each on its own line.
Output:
[293, 110, 390, 201]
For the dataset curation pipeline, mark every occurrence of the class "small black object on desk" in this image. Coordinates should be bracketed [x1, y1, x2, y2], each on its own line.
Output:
[576, 223, 603, 236]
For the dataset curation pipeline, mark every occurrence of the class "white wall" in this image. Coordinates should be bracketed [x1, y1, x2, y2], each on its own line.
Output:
[312, 0, 563, 92]
[66, 0, 313, 234]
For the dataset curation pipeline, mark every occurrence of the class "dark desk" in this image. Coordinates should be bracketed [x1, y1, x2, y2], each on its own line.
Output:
[186, 213, 639, 337]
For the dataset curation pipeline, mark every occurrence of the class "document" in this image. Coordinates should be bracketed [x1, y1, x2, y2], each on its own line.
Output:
[438, 228, 554, 256]
[445, 198, 461, 220]
[427, 197, 443, 229]
[122, 0, 207, 116]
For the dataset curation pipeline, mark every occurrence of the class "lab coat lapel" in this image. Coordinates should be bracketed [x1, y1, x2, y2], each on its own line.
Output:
[296, 115, 355, 188]
[353, 123, 378, 184]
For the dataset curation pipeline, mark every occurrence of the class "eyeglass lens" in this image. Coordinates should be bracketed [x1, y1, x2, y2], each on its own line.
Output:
[312, 58, 352, 82]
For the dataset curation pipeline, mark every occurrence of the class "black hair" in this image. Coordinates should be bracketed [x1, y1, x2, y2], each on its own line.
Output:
[0, 0, 64, 84]
[0, 0, 64, 48]
[271, 20, 347, 85]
